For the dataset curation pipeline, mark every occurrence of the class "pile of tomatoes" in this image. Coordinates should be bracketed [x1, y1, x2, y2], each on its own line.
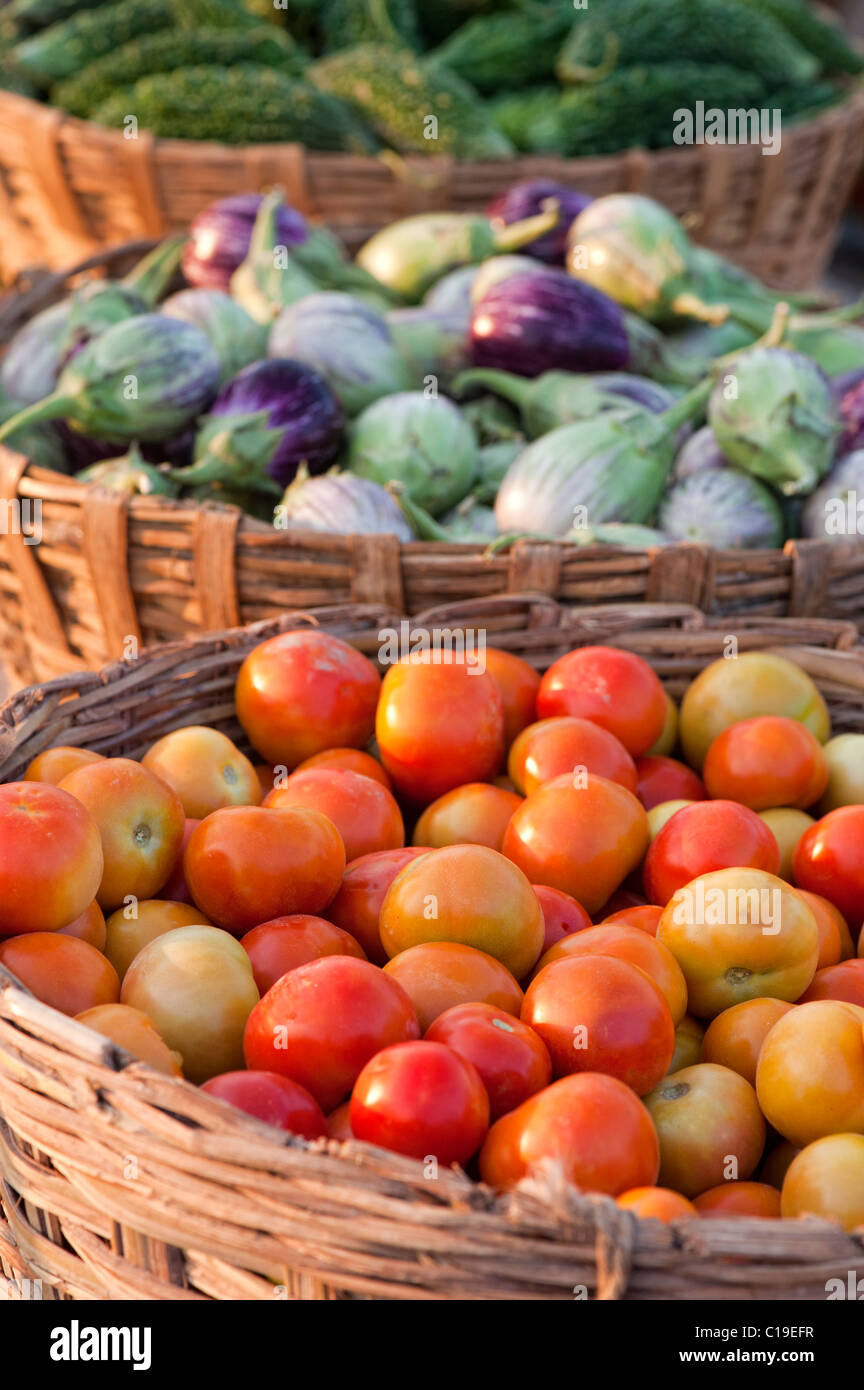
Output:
[2, 629, 864, 1233]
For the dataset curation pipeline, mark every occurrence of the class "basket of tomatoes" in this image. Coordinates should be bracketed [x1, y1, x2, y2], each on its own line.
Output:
[1, 593, 863, 1301]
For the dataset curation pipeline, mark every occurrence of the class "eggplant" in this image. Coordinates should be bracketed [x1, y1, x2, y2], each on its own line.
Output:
[672, 426, 731, 481]
[836, 377, 864, 454]
[182, 192, 309, 290]
[230, 192, 319, 325]
[423, 265, 478, 320]
[270, 293, 410, 414]
[77, 444, 178, 498]
[659, 469, 784, 549]
[162, 288, 267, 385]
[485, 179, 592, 264]
[802, 449, 864, 541]
[454, 365, 683, 439]
[347, 391, 477, 517]
[276, 467, 414, 540]
[387, 307, 470, 390]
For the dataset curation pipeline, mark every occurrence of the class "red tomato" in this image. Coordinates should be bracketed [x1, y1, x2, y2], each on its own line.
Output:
[0, 782, 103, 937]
[350, 1040, 490, 1166]
[533, 884, 593, 953]
[184, 805, 345, 934]
[635, 756, 706, 812]
[243, 956, 420, 1111]
[522, 955, 674, 1094]
[241, 914, 367, 994]
[412, 782, 522, 852]
[483, 648, 541, 746]
[294, 747, 393, 790]
[533, 924, 687, 1024]
[327, 1101, 353, 1141]
[793, 807, 864, 927]
[799, 959, 864, 1007]
[265, 768, 404, 862]
[537, 646, 667, 756]
[693, 1182, 781, 1219]
[508, 717, 637, 797]
[326, 847, 431, 965]
[478, 1073, 660, 1195]
[375, 657, 505, 804]
[235, 630, 380, 768]
[425, 1002, 551, 1119]
[703, 716, 829, 811]
[0, 933, 119, 1015]
[643, 800, 780, 906]
[201, 1070, 327, 1140]
[157, 818, 200, 905]
[57, 901, 106, 951]
[601, 905, 664, 936]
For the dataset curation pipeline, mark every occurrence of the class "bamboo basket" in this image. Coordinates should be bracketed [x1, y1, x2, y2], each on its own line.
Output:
[1, 595, 864, 1301]
[1, 81, 864, 285]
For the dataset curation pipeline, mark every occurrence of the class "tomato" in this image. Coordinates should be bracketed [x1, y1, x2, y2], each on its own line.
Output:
[380, 844, 544, 980]
[201, 1071, 327, 1140]
[326, 847, 430, 966]
[59, 758, 185, 913]
[669, 1015, 704, 1073]
[533, 885, 593, 953]
[795, 890, 856, 968]
[616, 1187, 696, 1222]
[184, 805, 345, 935]
[781, 1134, 864, 1232]
[502, 773, 649, 916]
[634, 756, 706, 812]
[644, 801, 780, 906]
[508, 717, 637, 797]
[647, 799, 697, 841]
[793, 807, 864, 927]
[657, 868, 818, 1018]
[412, 783, 522, 852]
[759, 1139, 800, 1190]
[522, 955, 674, 1095]
[375, 657, 504, 804]
[241, 914, 366, 995]
[483, 647, 541, 747]
[383, 941, 523, 1033]
[679, 651, 830, 771]
[57, 901, 106, 950]
[701, 998, 795, 1085]
[815, 733, 864, 813]
[350, 1040, 489, 1166]
[265, 768, 404, 862]
[533, 924, 688, 1024]
[122, 924, 259, 1084]
[0, 783, 103, 937]
[537, 646, 667, 757]
[0, 933, 119, 1015]
[703, 716, 828, 812]
[644, 1063, 766, 1198]
[236, 630, 380, 768]
[24, 746, 104, 784]
[693, 1183, 781, 1219]
[294, 747, 392, 789]
[141, 726, 261, 819]
[425, 1002, 551, 1119]
[755, 1000, 864, 1146]
[799, 958, 864, 1007]
[757, 809, 814, 882]
[327, 1102, 353, 1141]
[75, 1003, 182, 1076]
[601, 905, 663, 936]
[243, 956, 419, 1111]
[104, 899, 212, 982]
[478, 1073, 660, 1196]
[157, 818, 200, 905]
[645, 692, 679, 757]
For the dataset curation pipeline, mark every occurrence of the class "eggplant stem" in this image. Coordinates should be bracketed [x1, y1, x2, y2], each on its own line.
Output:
[494, 204, 561, 254]
[451, 369, 532, 413]
[670, 292, 729, 326]
[0, 393, 75, 443]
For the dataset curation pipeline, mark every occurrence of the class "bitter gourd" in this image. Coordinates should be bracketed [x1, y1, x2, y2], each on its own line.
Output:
[489, 87, 558, 152]
[320, 0, 421, 53]
[7, 0, 114, 30]
[430, 8, 572, 92]
[309, 42, 514, 157]
[92, 64, 379, 151]
[731, 0, 864, 74]
[54, 25, 308, 118]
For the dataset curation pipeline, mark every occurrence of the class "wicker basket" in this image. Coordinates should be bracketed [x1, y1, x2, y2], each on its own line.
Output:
[0, 595, 863, 1302]
[1, 81, 864, 285]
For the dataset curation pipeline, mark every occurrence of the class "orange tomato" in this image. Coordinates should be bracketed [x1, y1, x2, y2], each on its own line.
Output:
[701, 998, 796, 1086]
[501, 773, 649, 916]
[755, 1000, 864, 1146]
[507, 717, 637, 796]
[0, 932, 119, 1015]
[294, 747, 393, 789]
[757, 809, 814, 883]
[482, 647, 541, 746]
[644, 1063, 766, 1198]
[537, 646, 667, 756]
[617, 1187, 696, 1222]
[104, 899, 212, 982]
[634, 756, 706, 811]
[669, 1015, 704, 1073]
[57, 901, 106, 951]
[796, 889, 856, 968]
[380, 844, 544, 981]
[241, 914, 367, 995]
[412, 782, 522, 852]
[601, 905, 663, 936]
[326, 847, 431, 965]
[141, 726, 261, 819]
[703, 716, 828, 811]
[75, 1003, 183, 1076]
[693, 1182, 781, 1219]
[799, 958, 864, 1007]
[0, 782, 103, 937]
[383, 941, 523, 1033]
[644, 801, 781, 907]
[24, 745, 104, 784]
[781, 1134, 864, 1231]
[533, 923, 687, 1024]
[265, 768, 404, 862]
[533, 884, 593, 953]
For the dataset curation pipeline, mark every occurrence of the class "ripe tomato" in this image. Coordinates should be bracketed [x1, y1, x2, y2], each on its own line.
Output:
[657, 868, 818, 1018]
[634, 756, 706, 811]
[644, 1063, 766, 1198]
[755, 1000, 864, 1146]
[59, 758, 185, 913]
[678, 651, 830, 771]
[184, 805, 345, 934]
[795, 889, 855, 968]
[479, 1073, 660, 1196]
[533, 924, 687, 1024]
[380, 844, 544, 981]
[533, 885, 593, 953]
[236, 630, 380, 768]
[644, 800, 780, 906]
[483, 647, 541, 746]
[799, 959, 864, 1007]
[57, 901, 106, 951]
[693, 1183, 781, 1219]
[412, 783, 522, 852]
[0, 783, 103, 937]
[104, 899, 212, 982]
[537, 646, 667, 756]
[24, 746, 104, 784]
[157, 818, 200, 905]
[0, 933, 119, 1015]
[375, 657, 504, 804]
[781, 1134, 864, 1232]
[425, 1003, 551, 1119]
[701, 998, 795, 1086]
[75, 1003, 182, 1076]
[645, 692, 679, 757]
[523, 955, 674, 1094]
[758, 809, 814, 882]
[616, 1187, 696, 1222]
[601, 905, 663, 936]
[502, 773, 648, 916]
[327, 1101, 353, 1141]
[326, 847, 430, 965]
[294, 747, 392, 789]
[265, 768, 404, 862]
[351, 1041, 489, 1166]
[703, 716, 828, 811]
[793, 807, 864, 927]
[508, 717, 637, 797]
[669, 1015, 704, 1073]
[241, 914, 366, 995]
[243, 956, 419, 1111]
[141, 726, 261, 819]
[201, 1071, 327, 1140]
[383, 941, 523, 1032]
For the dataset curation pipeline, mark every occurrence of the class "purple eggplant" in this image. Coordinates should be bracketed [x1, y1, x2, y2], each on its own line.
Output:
[485, 180, 592, 264]
[836, 375, 864, 455]
[182, 193, 309, 291]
